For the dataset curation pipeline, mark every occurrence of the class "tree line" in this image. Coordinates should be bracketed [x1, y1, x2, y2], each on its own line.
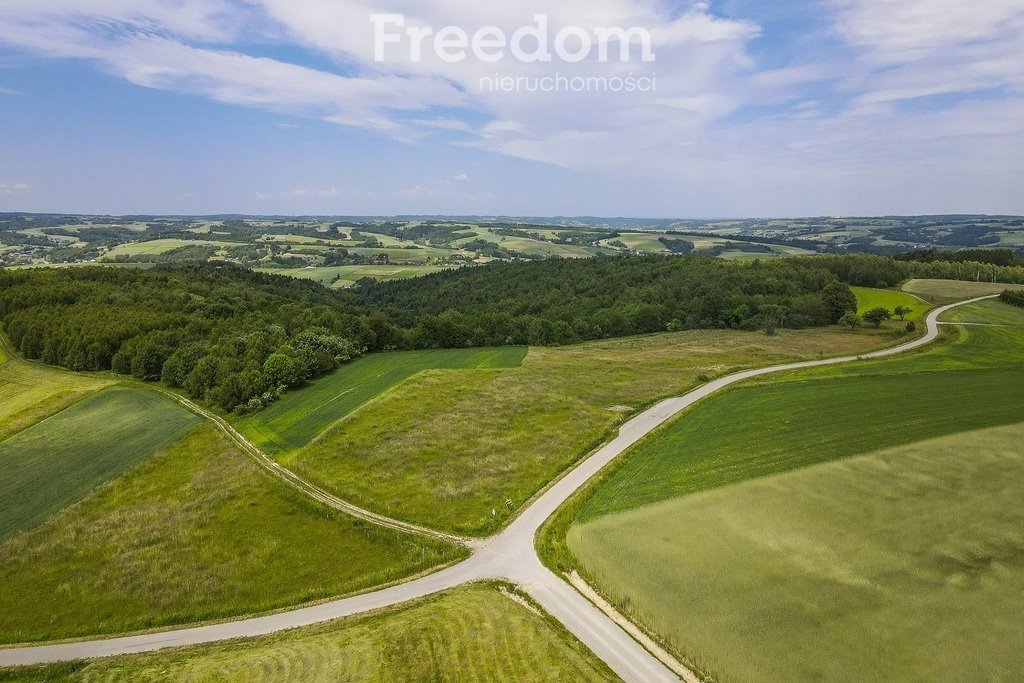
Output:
[6, 253, 1022, 414]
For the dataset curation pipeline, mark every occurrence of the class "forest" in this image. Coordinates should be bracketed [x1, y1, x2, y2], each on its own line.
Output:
[3, 253, 1024, 413]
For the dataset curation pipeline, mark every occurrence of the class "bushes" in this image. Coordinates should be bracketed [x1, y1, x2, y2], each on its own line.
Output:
[1000, 290, 1024, 308]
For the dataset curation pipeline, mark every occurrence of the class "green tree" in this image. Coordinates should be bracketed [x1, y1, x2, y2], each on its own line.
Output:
[263, 353, 304, 388]
[839, 312, 862, 330]
[893, 305, 912, 321]
[863, 307, 893, 328]
[821, 282, 858, 324]
[759, 304, 788, 337]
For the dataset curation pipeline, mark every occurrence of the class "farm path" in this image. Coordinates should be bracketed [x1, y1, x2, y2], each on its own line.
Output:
[0, 297, 994, 683]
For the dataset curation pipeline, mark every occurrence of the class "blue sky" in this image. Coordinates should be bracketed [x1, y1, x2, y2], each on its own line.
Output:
[1, 0, 1022, 217]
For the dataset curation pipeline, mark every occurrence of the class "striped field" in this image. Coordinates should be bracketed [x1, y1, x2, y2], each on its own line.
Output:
[0, 584, 617, 682]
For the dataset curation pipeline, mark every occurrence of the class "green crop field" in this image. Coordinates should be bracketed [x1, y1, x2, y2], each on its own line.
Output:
[0, 387, 199, 542]
[235, 347, 527, 456]
[902, 278, 1024, 304]
[577, 368, 1024, 520]
[851, 286, 929, 319]
[286, 326, 896, 536]
[569, 423, 1024, 683]
[0, 424, 461, 643]
[558, 296, 1024, 682]
[0, 348, 112, 442]
[0, 584, 616, 682]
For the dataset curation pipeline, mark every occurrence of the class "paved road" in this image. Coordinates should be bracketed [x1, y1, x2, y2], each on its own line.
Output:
[0, 297, 994, 682]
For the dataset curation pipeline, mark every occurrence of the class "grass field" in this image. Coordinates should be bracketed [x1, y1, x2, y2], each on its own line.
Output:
[0, 424, 461, 643]
[0, 584, 616, 682]
[576, 367, 1024, 520]
[286, 326, 896, 536]
[778, 298, 1024, 380]
[902, 278, 1024, 304]
[0, 348, 112, 442]
[235, 347, 527, 457]
[349, 246, 461, 264]
[557, 295, 1024, 682]
[0, 387, 199, 542]
[568, 423, 1024, 682]
[851, 286, 929, 320]
[102, 239, 243, 259]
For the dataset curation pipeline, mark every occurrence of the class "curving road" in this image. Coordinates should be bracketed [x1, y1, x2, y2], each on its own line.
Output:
[0, 297, 994, 682]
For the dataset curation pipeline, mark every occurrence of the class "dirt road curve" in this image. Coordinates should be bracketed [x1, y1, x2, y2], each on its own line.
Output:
[0, 297, 993, 683]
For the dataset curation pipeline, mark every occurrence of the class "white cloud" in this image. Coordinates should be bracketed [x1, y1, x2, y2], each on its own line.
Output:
[0, 182, 31, 194]
[0, 0, 1022, 213]
[831, 0, 1024, 105]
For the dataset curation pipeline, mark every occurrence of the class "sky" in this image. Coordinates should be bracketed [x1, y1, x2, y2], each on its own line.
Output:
[0, 0, 1022, 217]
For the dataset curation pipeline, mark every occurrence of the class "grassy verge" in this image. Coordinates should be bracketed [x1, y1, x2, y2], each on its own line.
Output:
[233, 347, 526, 456]
[0, 424, 462, 644]
[0, 584, 618, 683]
[568, 423, 1024, 683]
[0, 387, 200, 542]
[286, 326, 897, 536]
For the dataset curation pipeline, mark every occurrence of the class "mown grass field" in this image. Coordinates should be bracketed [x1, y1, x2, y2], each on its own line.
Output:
[576, 367, 1024, 520]
[0, 387, 199, 543]
[0, 347, 112, 442]
[286, 326, 897, 536]
[569, 423, 1024, 683]
[851, 286, 929, 319]
[0, 584, 616, 682]
[902, 278, 1024, 304]
[0, 424, 461, 644]
[559, 296, 1024, 682]
[235, 347, 526, 456]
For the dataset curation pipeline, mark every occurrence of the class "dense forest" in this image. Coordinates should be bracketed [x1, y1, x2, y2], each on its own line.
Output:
[3, 253, 1024, 413]
[0, 266, 365, 413]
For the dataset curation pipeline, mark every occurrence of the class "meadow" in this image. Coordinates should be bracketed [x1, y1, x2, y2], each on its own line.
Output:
[851, 286, 929, 319]
[0, 584, 616, 682]
[285, 326, 896, 536]
[568, 423, 1024, 682]
[0, 424, 461, 643]
[234, 347, 527, 456]
[102, 238, 243, 259]
[557, 294, 1024, 682]
[0, 387, 199, 542]
[0, 344, 112, 442]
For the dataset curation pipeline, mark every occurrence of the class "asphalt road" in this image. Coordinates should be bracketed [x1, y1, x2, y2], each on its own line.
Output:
[0, 296, 994, 682]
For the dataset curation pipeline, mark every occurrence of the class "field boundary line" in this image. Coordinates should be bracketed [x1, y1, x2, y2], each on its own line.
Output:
[566, 572, 702, 683]
[156, 390, 473, 547]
